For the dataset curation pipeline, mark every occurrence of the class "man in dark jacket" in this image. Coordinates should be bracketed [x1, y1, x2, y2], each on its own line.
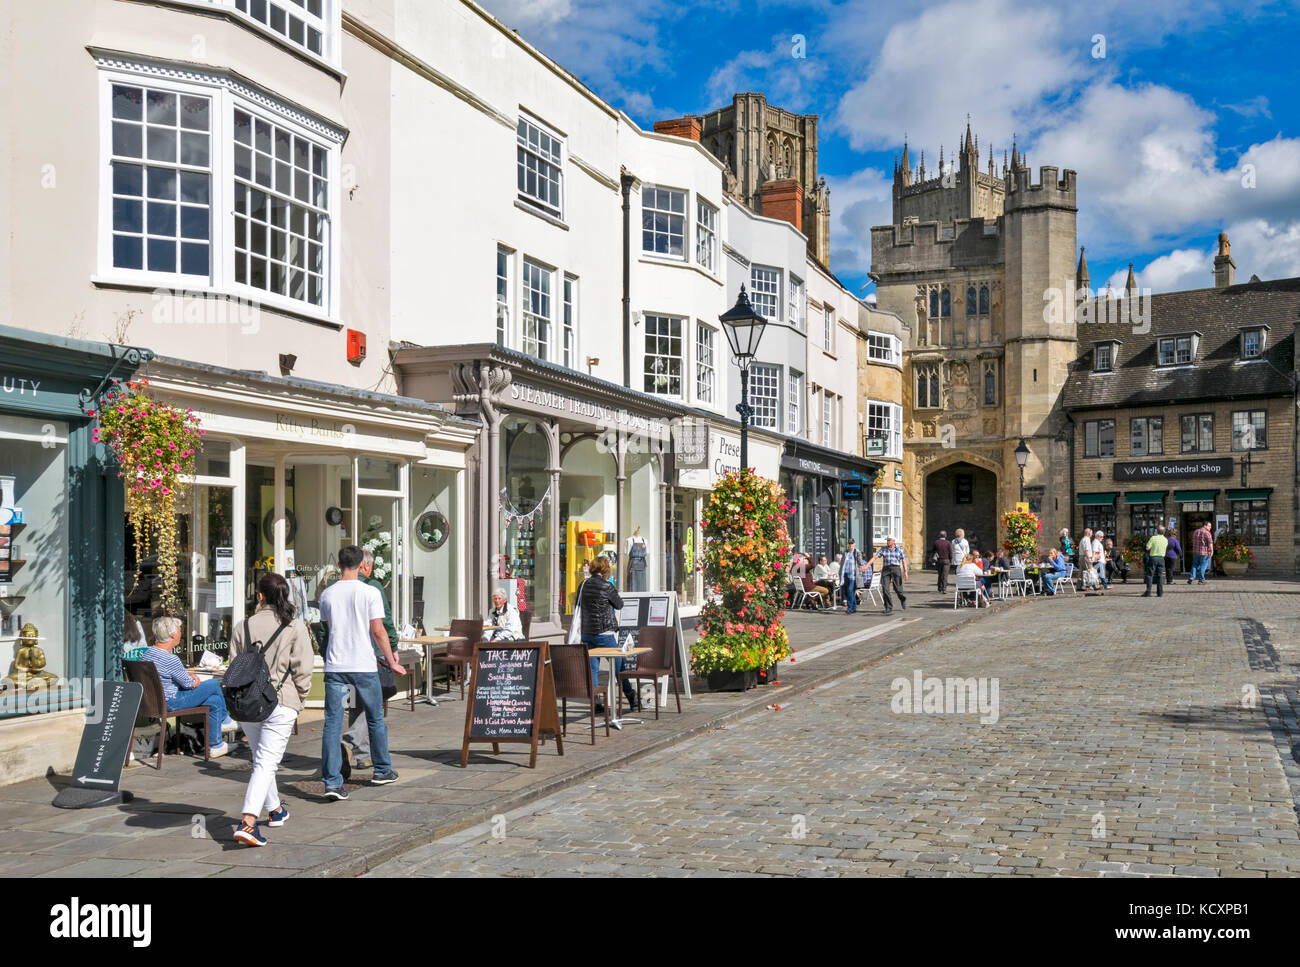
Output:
[579, 557, 637, 712]
[932, 530, 952, 593]
[340, 549, 401, 773]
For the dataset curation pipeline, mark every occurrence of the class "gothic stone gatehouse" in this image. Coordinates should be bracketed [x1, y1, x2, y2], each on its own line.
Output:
[871, 125, 1079, 559]
[1062, 272, 1300, 573]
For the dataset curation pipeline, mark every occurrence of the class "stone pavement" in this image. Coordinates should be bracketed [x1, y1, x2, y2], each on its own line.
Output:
[0, 578, 1016, 878]
[373, 578, 1300, 877]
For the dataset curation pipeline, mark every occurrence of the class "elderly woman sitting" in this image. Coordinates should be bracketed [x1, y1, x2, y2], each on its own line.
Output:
[485, 589, 525, 641]
[143, 616, 236, 756]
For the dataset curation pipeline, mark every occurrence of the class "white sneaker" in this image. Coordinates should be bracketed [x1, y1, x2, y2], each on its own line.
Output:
[221, 717, 238, 733]
[208, 741, 230, 758]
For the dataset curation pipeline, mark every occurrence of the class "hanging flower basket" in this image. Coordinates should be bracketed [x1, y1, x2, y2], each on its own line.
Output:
[1001, 508, 1041, 559]
[95, 378, 204, 616]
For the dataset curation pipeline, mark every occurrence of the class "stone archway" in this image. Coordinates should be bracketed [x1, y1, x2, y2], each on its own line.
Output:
[925, 460, 999, 558]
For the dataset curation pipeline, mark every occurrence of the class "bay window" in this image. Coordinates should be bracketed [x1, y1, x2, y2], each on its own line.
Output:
[643, 185, 686, 259]
[750, 266, 780, 322]
[99, 60, 341, 316]
[643, 315, 682, 396]
[748, 364, 779, 429]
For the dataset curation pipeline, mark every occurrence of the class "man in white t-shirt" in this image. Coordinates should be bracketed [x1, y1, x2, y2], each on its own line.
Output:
[318, 544, 406, 798]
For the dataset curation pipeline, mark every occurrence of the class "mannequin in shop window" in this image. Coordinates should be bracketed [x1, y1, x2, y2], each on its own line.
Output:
[626, 526, 649, 592]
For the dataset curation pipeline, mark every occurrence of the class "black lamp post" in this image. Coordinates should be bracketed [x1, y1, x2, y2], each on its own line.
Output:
[719, 285, 769, 471]
[1014, 437, 1030, 503]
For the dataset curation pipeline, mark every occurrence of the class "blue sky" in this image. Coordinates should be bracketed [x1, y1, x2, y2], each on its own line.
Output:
[479, 0, 1300, 298]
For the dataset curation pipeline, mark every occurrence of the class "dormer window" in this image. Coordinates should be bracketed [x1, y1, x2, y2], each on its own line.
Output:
[1241, 327, 1267, 360]
[1157, 334, 1197, 366]
[1094, 341, 1118, 372]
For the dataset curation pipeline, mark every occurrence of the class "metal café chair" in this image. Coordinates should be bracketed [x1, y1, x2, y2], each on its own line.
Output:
[857, 571, 884, 608]
[795, 574, 827, 611]
[953, 570, 989, 609]
[1007, 565, 1036, 597]
[1058, 564, 1078, 594]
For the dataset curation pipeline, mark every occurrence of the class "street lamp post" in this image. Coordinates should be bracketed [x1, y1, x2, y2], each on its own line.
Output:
[1014, 437, 1030, 504]
[719, 285, 769, 471]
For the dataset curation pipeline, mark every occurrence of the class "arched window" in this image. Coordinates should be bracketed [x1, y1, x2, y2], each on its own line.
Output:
[966, 286, 977, 315]
[929, 290, 939, 319]
[940, 288, 951, 317]
[979, 285, 990, 314]
[983, 361, 997, 406]
[916, 364, 941, 408]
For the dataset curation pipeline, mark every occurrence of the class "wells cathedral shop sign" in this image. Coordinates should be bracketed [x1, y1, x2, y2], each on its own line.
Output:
[1113, 458, 1233, 481]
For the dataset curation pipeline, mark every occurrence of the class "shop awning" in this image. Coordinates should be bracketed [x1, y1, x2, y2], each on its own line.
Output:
[1173, 489, 1218, 502]
[1124, 491, 1166, 505]
[1077, 492, 1118, 505]
[1226, 488, 1273, 501]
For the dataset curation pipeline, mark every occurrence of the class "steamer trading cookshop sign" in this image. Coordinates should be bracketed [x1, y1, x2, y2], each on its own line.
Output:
[1113, 458, 1233, 481]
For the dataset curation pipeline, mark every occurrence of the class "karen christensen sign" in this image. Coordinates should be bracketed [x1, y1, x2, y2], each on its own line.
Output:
[1113, 458, 1233, 481]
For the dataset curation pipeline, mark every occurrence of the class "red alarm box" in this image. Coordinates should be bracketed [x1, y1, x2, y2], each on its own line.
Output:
[346, 328, 367, 364]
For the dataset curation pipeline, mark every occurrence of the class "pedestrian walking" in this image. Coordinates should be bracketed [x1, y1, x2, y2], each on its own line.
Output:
[340, 547, 402, 775]
[871, 537, 909, 614]
[318, 544, 406, 799]
[1189, 521, 1214, 584]
[1142, 526, 1169, 598]
[950, 528, 970, 572]
[1166, 529, 1182, 580]
[231, 573, 314, 847]
[1092, 530, 1111, 589]
[932, 530, 952, 593]
[840, 539, 865, 613]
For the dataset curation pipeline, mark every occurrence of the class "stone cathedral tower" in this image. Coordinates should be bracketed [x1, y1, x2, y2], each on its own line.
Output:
[870, 123, 1078, 558]
[657, 93, 832, 266]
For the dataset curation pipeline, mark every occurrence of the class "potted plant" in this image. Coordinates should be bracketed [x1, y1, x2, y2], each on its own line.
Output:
[1214, 532, 1254, 576]
[94, 378, 204, 616]
[692, 469, 792, 691]
[1122, 535, 1148, 573]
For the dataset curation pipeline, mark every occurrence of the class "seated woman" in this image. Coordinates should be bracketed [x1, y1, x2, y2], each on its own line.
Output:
[485, 589, 524, 641]
[1041, 548, 1070, 594]
[812, 554, 837, 600]
[1106, 539, 1129, 584]
[144, 616, 236, 757]
[955, 553, 988, 606]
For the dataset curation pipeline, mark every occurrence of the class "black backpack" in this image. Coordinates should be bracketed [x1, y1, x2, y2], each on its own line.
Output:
[221, 619, 291, 723]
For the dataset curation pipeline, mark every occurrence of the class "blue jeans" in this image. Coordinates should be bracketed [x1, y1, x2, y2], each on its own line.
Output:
[841, 573, 857, 612]
[322, 671, 391, 788]
[1144, 558, 1166, 596]
[582, 633, 635, 701]
[167, 679, 229, 748]
[1043, 571, 1062, 594]
[1191, 553, 1210, 581]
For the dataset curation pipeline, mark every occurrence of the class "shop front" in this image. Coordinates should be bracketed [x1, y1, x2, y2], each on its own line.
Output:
[140, 360, 477, 669]
[780, 441, 881, 561]
[396, 346, 693, 637]
[0, 327, 150, 785]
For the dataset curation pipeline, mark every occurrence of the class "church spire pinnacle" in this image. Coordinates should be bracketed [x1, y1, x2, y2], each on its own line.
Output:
[1076, 246, 1090, 292]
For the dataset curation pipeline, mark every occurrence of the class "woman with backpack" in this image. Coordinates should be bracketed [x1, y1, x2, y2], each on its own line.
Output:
[229, 572, 315, 847]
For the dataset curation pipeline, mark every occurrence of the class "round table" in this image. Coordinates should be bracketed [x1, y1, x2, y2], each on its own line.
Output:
[587, 646, 651, 729]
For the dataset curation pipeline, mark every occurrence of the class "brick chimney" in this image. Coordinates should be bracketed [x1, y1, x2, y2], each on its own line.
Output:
[653, 117, 701, 142]
[1214, 231, 1235, 289]
[759, 179, 803, 233]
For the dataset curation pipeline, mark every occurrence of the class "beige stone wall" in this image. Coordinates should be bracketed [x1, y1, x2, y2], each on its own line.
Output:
[1070, 397, 1294, 572]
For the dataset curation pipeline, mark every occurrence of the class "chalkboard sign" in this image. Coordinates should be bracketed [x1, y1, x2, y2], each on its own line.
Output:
[460, 642, 562, 768]
[53, 680, 142, 809]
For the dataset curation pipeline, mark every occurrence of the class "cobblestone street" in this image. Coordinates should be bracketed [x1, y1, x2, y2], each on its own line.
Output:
[375, 585, 1300, 877]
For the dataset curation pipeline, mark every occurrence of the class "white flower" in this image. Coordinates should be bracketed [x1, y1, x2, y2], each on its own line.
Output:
[369, 515, 382, 528]
[379, 531, 391, 542]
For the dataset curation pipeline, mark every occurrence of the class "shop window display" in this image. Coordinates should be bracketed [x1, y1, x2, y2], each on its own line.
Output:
[501, 418, 553, 622]
[0, 415, 71, 706]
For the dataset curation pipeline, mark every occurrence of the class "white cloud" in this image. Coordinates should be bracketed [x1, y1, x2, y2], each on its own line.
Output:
[825, 167, 894, 281]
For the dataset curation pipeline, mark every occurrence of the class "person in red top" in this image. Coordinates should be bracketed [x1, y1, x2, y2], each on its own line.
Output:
[1189, 521, 1215, 585]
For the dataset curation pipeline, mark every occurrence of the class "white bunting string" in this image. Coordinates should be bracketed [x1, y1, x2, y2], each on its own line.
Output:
[499, 484, 552, 527]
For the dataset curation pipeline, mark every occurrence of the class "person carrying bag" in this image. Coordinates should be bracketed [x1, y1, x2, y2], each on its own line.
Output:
[228, 572, 314, 847]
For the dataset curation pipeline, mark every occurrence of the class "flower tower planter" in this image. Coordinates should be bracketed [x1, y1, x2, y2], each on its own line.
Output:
[692, 469, 793, 691]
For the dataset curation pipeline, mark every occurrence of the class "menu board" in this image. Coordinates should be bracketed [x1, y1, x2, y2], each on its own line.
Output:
[469, 647, 540, 740]
[460, 643, 563, 768]
[612, 592, 691, 700]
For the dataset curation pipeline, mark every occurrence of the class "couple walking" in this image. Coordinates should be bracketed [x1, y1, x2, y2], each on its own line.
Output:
[841, 537, 909, 615]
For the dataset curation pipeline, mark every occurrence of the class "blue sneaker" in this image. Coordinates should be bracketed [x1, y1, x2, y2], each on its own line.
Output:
[234, 822, 268, 847]
[323, 786, 349, 801]
[267, 805, 290, 827]
[371, 770, 399, 786]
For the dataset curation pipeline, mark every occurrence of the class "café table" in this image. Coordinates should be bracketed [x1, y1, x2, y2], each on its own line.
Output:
[402, 635, 469, 705]
[587, 646, 651, 730]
